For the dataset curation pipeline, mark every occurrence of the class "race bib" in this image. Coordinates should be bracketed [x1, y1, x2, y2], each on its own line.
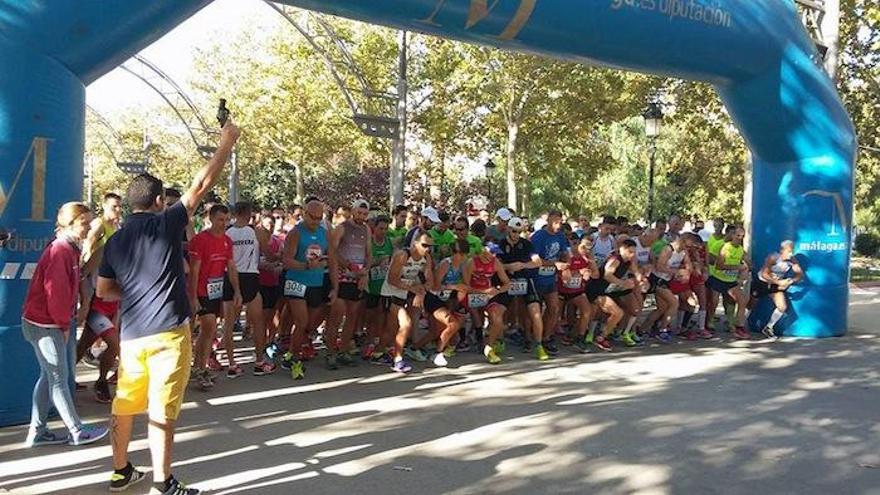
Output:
[283, 279, 307, 298]
[538, 266, 557, 277]
[206, 277, 224, 301]
[369, 265, 389, 281]
[468, 293, 489, 308]
[509, 279, 528, 296]
[564, 275, 583, 289]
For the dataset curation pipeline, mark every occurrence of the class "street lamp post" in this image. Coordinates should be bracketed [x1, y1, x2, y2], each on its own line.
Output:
[643, 101, 663, 222]
[484, 159, 497, 208]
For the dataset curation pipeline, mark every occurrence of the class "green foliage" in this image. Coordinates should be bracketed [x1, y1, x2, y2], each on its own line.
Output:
[854, 233, 880, 257]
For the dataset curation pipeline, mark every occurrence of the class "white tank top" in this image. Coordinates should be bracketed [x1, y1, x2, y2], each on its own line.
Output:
[381, 250, 428, 299]
[226, 225, 260, 274]
[656, 248, 686, 281]
[634, 237, 652, 267]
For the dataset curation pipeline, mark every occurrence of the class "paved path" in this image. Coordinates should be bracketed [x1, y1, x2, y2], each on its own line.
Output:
[2, 288, 879, 495]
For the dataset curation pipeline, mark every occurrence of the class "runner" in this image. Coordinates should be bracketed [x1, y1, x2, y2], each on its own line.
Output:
[591, 216, 616, 266]
[76, 192, 123, 403]
[189, 204, 242, 390]
[380, 233, 453, 372]
[642, 236, 691, 343]
[280, 199, 337, 379]
[586, 239, 641, 352]
[223, 202, 276, 377]
[326, 199, 372, 369]
[557, 236, 599, 353]
[705, 223, 736, 333]
[363, 215, 394, 361]
[752, 240, 803, 339]
[486, 208, 512, 243]
[429, 210, 456, 258]
[256, 213, 284, 356]
[388, 205, 409, 248]
[97, 120, 240, 495]
[707, 226, 751, 339]
[463, 242, 511, 364]
[403, 206, 440, 248]
[529, 210, 571, 357]
[682, 232, 712, 339]
[453, 216, 483, 255]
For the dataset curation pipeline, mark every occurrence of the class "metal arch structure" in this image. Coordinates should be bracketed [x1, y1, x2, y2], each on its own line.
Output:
[118, 54, 218, 157]
[264, 1, 401, 138]
[263, 2, 407, 206]
[85, 105, 124, 163]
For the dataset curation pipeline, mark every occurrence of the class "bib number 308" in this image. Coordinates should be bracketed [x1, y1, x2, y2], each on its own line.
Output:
[284, 280, 307, 298]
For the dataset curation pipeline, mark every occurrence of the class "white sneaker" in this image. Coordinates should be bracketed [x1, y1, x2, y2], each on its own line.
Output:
[405, 347, 428, 362]
[432, 352, 448, 367]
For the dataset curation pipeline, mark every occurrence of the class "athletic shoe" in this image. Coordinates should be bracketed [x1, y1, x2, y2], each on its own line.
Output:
[226, 364, 244, 379]
[455, 340, 471, 353]
[574, 339, 591, 354]
[657, 331, 673, 344]
[535, 344, 550, 361]
[392, 359, 413, 373]
[361, 343, 376, 361]
[207, 353, 224, 372]
[443, 346, 456, 358]
[290, 360, 305, 380]
[543, 339, 560, 356]
[301, 343, 318, 361]
[734, 327, 751, 340]
[94, 380, 112, 404]
[621, 334, 638, 347]
[761, 326, 778, 340]
[280, 352, 294, 371]
[370, 352, 393, 366]
[68, 424, 109, 446]
[699, 329, 714, 340]
[109, 463, 146, 493]
[593, 337, 613, 352]
[265, 342, 280, 361]
[24, 430, 69, 448]
[684, 330, 700, 341]
[337, 352, 357, 367]
[631, 332, 644, 345]
[494, 340, 506, 354]
[197, 370, 214, 391]
[149, 475, 200, 495]
[404, 347, 428, 362]
[521, 339, 533, 354]
[325, 352, 339, 370]
[82, 352, 100, 369]
[253, 361, 277, 376]
[584, 329, 596, 344]
[433, 352, 449, 367]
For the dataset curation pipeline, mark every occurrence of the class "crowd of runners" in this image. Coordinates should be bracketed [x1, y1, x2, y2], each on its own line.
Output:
[19, 120, 804, 494]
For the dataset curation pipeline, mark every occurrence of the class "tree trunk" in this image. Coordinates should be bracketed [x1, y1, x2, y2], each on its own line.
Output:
[295, 162, 305, 205]
[506, 120, 518, 211]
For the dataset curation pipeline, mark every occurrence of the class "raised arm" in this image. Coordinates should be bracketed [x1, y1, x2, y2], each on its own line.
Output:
[181, 121, 241, 215]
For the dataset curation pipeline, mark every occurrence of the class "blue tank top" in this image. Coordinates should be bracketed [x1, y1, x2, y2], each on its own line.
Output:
[442, 257, 463, 285]
[286, 223, 328, 287]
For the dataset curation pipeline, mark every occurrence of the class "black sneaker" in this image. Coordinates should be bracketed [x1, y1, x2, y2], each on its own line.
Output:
[94, 380, 112, 404]
[325, 352, 339, 370]
[150, 476, 199, 495]
[574, 339, 591, 354]
[521, 339, 532, 353]
[109, 463, 145, 492]
[543, 339, 560, 356]
[337, 352, 357, 367]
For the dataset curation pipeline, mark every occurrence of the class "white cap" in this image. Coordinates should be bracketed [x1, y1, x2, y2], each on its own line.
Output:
[495, 207, 513, 222]
[508, 217, 526, 232]
[420, 206, 441, 223]
[533, 218, 548, 231]
[351, 199, 370, 210]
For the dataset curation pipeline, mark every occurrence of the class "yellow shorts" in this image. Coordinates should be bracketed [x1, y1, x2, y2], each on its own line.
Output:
[112, 324, 192, 421]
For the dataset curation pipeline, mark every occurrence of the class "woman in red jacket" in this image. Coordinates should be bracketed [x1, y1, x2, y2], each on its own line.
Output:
[21, 202, 109, 447]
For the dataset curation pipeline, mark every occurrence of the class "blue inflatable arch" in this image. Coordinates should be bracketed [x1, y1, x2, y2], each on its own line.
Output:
[0, 0, 857, 425]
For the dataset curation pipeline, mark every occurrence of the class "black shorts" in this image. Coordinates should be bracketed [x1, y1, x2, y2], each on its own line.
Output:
[221, 274, 235, 302]
[648, 273, 670, 292]
[365, 293, 390, 311]
[284, 274, 332, 308]
[260, 284, 280, 309]
[560, 291, 586, 302]
[751, 279, 786, 298]
[424, 292, 447, 314]
[239, 273, 260, 304]
[707, 276, 738, 294]
[339, 282, 365, 302]
[197, 297, 223, 317]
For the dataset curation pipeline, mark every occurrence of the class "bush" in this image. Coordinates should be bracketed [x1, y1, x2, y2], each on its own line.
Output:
[854, 232, 880, 257]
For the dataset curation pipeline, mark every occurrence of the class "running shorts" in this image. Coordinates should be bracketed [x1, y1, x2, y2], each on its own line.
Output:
[338, 282, 365, 302]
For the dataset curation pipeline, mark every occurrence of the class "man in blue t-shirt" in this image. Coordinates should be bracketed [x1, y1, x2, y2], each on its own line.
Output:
[97, 121, 241, 495]
[528, 210, 571, 356]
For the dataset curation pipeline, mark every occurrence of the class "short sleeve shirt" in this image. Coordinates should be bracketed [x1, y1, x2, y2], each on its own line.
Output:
[189, 231, 233, 297]
[530, 228, 570, 284]
[99, 202, 191, 341]
[497, 237, 538, 279]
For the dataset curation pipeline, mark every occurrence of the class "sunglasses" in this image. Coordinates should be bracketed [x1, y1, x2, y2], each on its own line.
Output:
[420, 242, 434, 249]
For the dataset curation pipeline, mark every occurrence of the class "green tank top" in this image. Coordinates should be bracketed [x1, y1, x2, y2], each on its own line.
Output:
[706, 235, 726, 278]
[368, 237, 394, 295]
[98, 219, 117, 248]
[715, 242, 744, 282]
